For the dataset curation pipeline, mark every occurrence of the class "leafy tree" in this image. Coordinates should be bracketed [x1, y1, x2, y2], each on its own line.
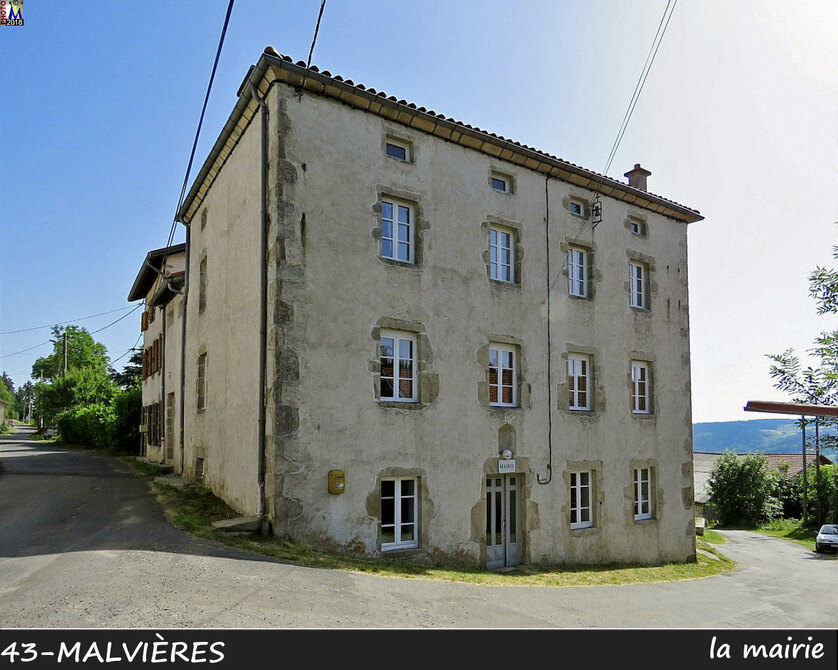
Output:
[707, 452, 778, 527]
[0, 373, 16, 420]
[766, 242, 838, 525]
[31, 325, 110, 382]
[110, 350, 143, 390]
[14, 381, 34, 421]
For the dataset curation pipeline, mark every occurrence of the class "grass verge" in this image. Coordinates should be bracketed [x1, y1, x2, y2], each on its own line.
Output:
[147, 474, 735, 587]
[756, 519, 818, 552]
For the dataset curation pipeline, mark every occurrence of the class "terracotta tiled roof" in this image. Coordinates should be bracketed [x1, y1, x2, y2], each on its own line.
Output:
[178, 48, 703, 225]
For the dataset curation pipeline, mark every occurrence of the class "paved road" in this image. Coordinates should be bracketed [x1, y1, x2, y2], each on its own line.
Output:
[1, 426, 836, 628]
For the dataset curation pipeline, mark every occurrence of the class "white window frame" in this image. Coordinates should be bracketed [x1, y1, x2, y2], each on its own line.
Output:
[381, 477, 419, 551]
[568, 354, 590, 411]
[385, 138, 411, 162]
[379, 330, 417, 402]
[570, 198, 585, 217]
[631, 361, 651, 414]
[634, 467, 652, 520]
[380, 199, 414, 264]
[489, 227, 514, 283]
[491, 171, 512, 194]
[489, 344, 517, 407]
[567, 247, 588, 298]
[629, 261, 647, 309]
[629, 218, 646, 235]
[570, 471, 593, 529]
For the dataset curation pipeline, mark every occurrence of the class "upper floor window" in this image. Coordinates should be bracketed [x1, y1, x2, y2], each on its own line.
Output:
[381, 477, 419, 550]
[568, 247, 588, 298]
[631, 361, 651, 414]
[629, 217, 646, 236]
[380, 199, 414, 264]
[385, 138, 411, 162]
[380, 331, 417, 402]
[489, 345, 516, 407]
[570, 198, 585, 217]
[490, 171, 514, 194]
[629, 261, 647, 309]
[570, 471, 593, 529]
[568, 354, 590, 410]
[489, 227, 514, 283]
[634, 467, 653, 520]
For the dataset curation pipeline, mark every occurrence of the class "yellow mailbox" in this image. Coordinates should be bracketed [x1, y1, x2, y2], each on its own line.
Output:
[328, 470, 345, 494]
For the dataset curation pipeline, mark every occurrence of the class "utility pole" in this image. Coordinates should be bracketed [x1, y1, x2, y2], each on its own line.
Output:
[801, 416, 807, 527]
[63, 331, 68, 376]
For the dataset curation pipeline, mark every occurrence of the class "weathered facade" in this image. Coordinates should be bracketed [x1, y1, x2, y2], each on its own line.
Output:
[141, 47, 704, 568]
[128, 244, 185, 467]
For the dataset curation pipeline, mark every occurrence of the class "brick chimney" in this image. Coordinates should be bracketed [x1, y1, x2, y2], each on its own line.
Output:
[624, 163, 651, 192]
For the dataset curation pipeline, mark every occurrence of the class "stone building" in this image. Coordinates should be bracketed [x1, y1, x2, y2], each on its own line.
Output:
[137, 47, 704, 568]
[128, 243, 185, 466]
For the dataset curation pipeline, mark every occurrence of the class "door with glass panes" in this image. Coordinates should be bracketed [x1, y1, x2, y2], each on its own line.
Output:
[485, 474, 522, 569]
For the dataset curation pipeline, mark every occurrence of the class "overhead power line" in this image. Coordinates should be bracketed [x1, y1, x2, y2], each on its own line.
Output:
[603, 0, 678, 175]
[161, 0, 235, 268]
[0, 304, 143, 359]
[0, 304, 137, 335]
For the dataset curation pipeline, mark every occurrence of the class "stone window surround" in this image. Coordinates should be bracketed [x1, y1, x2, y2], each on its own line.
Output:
[481, 216, 524, 287]
[628, 352, 655, 419]
[563, 460, 603, 535]
[366, 466, 431, 556]
[629, 460, 659, 523]
[372, 186, 428, 269]
[370, 317, 438, 409]
[560, 238, 597, 301]
[476, 334, 530, 411]
[627, 249, 656, 313]
[559, 344, 604, 416]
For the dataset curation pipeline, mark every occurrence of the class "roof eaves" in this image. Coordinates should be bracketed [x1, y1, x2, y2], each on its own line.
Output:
[178, 48, 703, 226]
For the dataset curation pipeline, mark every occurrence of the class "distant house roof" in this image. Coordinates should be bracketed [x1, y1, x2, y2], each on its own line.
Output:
[177, 47, 704, 227]
[693, 451, 835, 504]
[127, 243, 186, 302]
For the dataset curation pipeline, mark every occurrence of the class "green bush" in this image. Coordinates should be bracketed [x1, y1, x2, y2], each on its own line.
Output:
[708, 452, 777, 527]
[57, 403, 116, 450]
[112, 385, 141, 453]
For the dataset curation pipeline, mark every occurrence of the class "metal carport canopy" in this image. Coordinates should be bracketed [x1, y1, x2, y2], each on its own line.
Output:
[744, 400, 838, 418]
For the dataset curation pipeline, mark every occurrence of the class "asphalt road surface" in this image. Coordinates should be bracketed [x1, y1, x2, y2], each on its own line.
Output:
[2, 425, 836, 629]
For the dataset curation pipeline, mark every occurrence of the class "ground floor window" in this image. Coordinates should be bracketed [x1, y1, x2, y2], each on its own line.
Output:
[634, 467, 653, 520]
[570, 471, 593, 529]
[381, 477, 418, 550]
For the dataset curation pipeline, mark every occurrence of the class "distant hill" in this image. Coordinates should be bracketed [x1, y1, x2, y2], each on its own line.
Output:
[693, 418, 837, 461]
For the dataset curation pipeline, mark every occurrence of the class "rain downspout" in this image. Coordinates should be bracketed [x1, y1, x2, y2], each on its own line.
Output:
[179, 225, 190, 475]
[251, 81, 269, 526]
[538, 175, 553, 484]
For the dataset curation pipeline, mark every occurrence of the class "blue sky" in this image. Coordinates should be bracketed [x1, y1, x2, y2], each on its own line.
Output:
[1, 0, 836, 423]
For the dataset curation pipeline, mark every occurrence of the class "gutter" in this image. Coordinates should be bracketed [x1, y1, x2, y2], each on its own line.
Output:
[178, 50, 703, 226]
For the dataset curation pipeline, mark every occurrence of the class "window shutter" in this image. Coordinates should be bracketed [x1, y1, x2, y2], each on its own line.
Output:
[141, 311, 148, 331]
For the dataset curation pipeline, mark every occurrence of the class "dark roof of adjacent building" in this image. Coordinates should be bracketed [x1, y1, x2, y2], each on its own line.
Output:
[178, 47, 704, 226]
[127, 243, 186, 302]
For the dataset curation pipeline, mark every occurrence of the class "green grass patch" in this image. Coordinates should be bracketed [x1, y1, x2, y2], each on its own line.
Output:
[149, 479, 735, 587]
[757, 518, 817, 551]
[701, 529, 726, 544]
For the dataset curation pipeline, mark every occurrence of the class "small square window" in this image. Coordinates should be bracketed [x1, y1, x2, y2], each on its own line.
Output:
[570, 198, 585, 217]
[630, 218, 646, 235]
[490, 171, 513, 194]
[385, 139, 410, 162]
